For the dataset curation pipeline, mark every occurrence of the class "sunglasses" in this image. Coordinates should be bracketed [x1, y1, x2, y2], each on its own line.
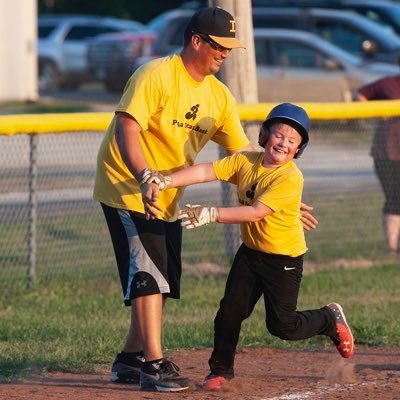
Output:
[193, 31, 232, 53]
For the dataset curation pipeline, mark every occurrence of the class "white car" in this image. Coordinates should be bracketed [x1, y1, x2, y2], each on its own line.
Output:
[38, 14, 145, 91]
[254, 28, 400, 102]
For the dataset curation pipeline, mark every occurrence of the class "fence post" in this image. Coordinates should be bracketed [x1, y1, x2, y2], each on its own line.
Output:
[28, 133, 38, 289]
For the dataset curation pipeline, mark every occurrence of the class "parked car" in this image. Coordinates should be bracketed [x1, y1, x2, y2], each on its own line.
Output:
[253, 28, 400, 102]
[251, 7, 400, 65]
[253, 0, 400, 36]
[87, 30, 156, 92]
[38, 14, 145, 91]
[87, 9, 193, 92]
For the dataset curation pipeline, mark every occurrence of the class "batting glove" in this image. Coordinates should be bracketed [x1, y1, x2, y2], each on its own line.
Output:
[139, 168, 172, 191]
[178, 204, 219, 229]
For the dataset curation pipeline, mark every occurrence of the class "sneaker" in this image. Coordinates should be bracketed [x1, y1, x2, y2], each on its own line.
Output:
[202, 373, 227, 390]
[140, 359, 191, 392]
[327, 303, 355, 358]
[111, 352, 145, 384]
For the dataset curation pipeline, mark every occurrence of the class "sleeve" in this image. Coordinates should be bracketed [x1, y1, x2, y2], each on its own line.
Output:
[212, 153, 245, 185]
[358, 79, 382, 100]
[115, 65, 162, 131]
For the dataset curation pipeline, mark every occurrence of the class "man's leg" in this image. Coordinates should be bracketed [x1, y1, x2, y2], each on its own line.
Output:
[132, 293, 163, 361]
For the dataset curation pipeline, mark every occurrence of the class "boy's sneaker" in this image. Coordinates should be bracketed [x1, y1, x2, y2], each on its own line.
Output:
[111, 351, 145, 384]
[140, 359, 191, 392]
[327, 303, 355, 358]
[202, 373, 227, 390]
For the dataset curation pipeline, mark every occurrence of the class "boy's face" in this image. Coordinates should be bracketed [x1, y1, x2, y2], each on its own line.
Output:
[263, 122, 302, 166]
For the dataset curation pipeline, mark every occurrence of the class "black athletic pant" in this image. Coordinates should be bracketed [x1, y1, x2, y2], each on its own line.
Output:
[209, 243, 336, 378]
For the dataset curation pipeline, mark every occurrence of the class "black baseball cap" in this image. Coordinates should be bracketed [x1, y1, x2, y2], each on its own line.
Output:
[186, 7, 245, 49]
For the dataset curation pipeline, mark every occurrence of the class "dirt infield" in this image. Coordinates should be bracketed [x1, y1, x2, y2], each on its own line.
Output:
[1, 346, 399, 400]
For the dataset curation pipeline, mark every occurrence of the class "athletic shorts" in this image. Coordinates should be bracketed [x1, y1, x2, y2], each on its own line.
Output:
[101, 203, 183, 306]
[374, 159, 400, 214]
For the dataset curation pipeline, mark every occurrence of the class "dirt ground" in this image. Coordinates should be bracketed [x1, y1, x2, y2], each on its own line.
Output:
[1, 346, 399, 400]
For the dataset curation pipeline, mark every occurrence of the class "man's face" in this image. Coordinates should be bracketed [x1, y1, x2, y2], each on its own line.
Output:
[193, 33, 232, 75]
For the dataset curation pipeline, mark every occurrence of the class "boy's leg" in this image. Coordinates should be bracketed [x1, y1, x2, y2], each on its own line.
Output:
[205, 244, 262, 387]
[259, 253, 335, 340]
[259, 253, 353, 357]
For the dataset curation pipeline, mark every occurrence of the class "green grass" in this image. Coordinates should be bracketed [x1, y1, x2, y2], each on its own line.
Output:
[0, 263, 399, 382]
[0, 100, 92, 113]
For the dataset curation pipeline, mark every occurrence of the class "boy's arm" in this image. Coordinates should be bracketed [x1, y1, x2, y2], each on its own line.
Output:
[140, 163, 217, 219]
[170, 163, 217, 187]
[179, 201, 272, 229]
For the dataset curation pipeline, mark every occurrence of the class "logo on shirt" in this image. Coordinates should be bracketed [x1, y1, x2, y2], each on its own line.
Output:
[185, 104, 199, 120]
[246, 182, 258, 200]
[239, 182, 258, 205]
[171, 103, 208, 135]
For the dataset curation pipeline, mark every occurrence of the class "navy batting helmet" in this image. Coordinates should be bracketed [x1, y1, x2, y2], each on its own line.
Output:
[258, 103, 310, 158]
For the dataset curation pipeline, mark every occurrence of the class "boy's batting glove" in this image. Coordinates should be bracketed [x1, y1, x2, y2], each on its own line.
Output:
[139, 168, 172, 190]
[178, 204, 219, 229]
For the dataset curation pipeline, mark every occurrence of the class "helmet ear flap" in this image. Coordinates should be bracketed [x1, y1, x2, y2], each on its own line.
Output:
[258, 124, 269, 148]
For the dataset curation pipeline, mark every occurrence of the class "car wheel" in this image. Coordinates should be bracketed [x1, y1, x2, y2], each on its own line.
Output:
[39, 60, 61, 91]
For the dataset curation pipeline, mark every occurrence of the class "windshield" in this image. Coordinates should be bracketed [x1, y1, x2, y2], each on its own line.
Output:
[38, 23, 57, 38]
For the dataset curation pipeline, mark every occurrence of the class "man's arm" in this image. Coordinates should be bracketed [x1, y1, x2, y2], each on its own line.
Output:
[300, 203, 318, 231]
[114, 112, 147, 180]
[114, 112, 161, 219]
[226, 143, 255, 155]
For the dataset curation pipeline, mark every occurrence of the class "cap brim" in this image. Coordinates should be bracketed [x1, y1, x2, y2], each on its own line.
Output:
[209, 35, 246, 49]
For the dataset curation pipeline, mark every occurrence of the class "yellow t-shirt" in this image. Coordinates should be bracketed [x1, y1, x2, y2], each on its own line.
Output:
[213, 152, 307, 257]
[93, 54, 249, 221]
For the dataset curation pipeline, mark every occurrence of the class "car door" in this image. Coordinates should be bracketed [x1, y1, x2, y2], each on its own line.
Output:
[255, 36, 349, 102]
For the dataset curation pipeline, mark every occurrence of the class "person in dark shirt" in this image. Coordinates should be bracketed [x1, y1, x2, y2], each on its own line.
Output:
[358, 76, 400, 255]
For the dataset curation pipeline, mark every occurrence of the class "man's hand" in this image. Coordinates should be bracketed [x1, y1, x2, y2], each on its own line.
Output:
[139, 168, 172, 220]
[178, 204, 219, 229]
[140, 182, 162, 220]
[300, 202, 318, 231]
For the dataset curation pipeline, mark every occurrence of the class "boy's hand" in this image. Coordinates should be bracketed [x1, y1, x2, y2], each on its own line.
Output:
[300, 202, 318, 231]
[178, 204, 219, 229]
[140, 168, 172, 190]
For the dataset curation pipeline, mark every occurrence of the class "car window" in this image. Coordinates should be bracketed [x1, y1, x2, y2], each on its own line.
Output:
[253, 15, 304, 29]
[354, 9, 396, 34]
[255, 37, 336, 70]
[64, 25, 121, 41]
[254, 39, 271, 65]
[274, 40, 332, 68]
[314, 22, 368, 55]
[38, 24, 57, 38]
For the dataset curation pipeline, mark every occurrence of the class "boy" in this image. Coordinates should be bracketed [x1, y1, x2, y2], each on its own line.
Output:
[145, 103, 354, 390]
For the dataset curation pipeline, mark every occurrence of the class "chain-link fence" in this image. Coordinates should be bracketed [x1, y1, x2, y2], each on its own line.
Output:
[0, 108, 399, 291]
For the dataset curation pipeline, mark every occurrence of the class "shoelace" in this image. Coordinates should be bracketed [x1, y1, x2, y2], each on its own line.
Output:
[159, 360, 180, 376]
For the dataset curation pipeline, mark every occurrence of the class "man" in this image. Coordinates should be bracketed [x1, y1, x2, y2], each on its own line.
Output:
[93, 6, 317, 393]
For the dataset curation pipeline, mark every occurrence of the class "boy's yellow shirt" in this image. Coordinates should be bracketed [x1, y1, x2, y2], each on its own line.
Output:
[213, 152, 307, 257]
